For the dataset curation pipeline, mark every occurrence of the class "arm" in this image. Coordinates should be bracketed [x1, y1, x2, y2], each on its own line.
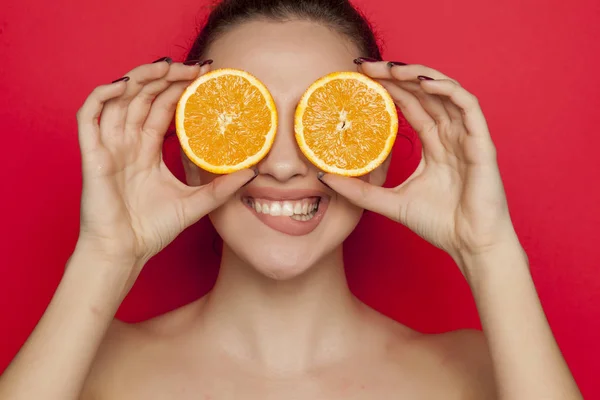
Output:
[0, 250, 135, 399]
[320, 59, 582, 399]
[458, 239, 581, 399]
[0, 58, 254, 400]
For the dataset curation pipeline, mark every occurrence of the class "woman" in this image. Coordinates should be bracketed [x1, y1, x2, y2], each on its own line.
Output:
[0, 0, 582, 398]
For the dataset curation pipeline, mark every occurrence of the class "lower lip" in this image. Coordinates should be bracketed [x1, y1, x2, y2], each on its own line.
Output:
[243, 199, 329, 236]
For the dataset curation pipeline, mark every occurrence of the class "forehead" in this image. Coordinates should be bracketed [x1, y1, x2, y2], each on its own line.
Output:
[205, 19, 360, 102]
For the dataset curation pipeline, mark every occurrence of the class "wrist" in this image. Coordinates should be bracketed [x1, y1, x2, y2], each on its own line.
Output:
[453, 232, 528, 282]
[74, 235, 144, 268]
[69, 241, 145, 300]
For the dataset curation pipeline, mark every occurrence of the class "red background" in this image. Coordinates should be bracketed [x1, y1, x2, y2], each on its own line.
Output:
[1, 0, 599, 396]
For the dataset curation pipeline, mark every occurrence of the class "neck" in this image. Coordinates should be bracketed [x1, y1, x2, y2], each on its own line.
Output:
[200, 244, 364, 374]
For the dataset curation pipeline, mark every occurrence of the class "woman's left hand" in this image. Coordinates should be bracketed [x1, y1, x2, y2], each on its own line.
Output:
[319, 60, 519, 271]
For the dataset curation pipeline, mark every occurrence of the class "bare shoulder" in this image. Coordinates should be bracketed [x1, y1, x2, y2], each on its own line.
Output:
[80, 300, 203, 399]
[357, 304, 496, 398]
[79, 319, 141, 399]
[409, 329, 497, 399]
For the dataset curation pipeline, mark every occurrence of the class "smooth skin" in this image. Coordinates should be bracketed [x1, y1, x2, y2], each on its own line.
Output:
[0, 20, 581, 400]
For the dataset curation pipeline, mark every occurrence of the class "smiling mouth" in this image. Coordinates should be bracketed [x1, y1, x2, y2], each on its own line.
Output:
[241, 196, 322, 222]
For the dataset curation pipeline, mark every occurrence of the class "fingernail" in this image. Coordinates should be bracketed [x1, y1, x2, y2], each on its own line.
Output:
[317, 172, 333, 190]
[242, 169, 259, 187]
[353, 57, 379, 65]
[111, 76, 130, 83]
[184, 59, 213, 66]
[152, 56, 172, 64]
[387, 61, 407, 67]
[418, 75, 434, 81]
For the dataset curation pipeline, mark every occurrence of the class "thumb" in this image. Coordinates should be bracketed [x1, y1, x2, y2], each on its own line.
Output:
[317, 172, 400, 222]
[182, 168, 258, 227]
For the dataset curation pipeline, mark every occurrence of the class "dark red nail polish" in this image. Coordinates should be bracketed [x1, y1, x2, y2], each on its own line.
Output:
[353, 57, 379, 65]
[418, 75, 434, 81]
[242, 169, 259, 187]
[199, 59, 214, 66]
[183, 59, 201, 65]
[317, 172, 333, 190]
[111, 76, 130, 83]
[152, 56, 172, 64]
[387, 61, 407, 67]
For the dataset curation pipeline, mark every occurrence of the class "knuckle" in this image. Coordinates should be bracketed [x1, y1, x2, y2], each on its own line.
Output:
[454, 89, 479, 111]
[152, 102, 177, 121]
[423, 121, 438, 137]
[90, 85, 106, 98]
[78, 87, 104, 116]
[467, 92, 480, 104]
[359, 179, 370, 200]
[139, 92, 157, 107]
[465, 94, 480, 110]
[395, 202, 405, 223]
[439, 118, 454, 133]
[205, 179, 223, 203]
[76, 107, 84, 121]
[77, 100, 96, 121]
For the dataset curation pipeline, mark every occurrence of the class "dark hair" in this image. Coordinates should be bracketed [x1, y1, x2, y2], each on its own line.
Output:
[185, 0, 382, 62]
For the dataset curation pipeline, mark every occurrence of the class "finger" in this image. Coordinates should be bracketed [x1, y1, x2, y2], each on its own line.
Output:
[357, 62, 453, 124]
[442, 98, 464, 124]
[76, 80, 128, 153]
[125, 60, 210, 130]
[317, 173, 402, 222]
[420, 79, 491, 138]
[355, 60, 455, 82]
[354, 59, 395, 79]
[399, 80, 451, 125]
[181, 169, 258, 227]
[388, 63, 456, 83]
[142, 62, 213, 138]
[377, 80, 445, 159]
[377, 80, 434, 131]
[354, 62, 447, 159]
[99, 58, 172, 135]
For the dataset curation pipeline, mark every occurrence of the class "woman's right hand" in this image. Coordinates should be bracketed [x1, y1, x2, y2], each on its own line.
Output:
[75, 58, 256, 270]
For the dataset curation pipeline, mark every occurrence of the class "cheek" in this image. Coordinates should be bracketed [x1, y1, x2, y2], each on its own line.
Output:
[333, 195, 364, 234]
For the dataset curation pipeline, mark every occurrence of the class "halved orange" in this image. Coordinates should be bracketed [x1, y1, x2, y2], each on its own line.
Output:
[295, 71, 398, 176]
[175, 68, 277, 174]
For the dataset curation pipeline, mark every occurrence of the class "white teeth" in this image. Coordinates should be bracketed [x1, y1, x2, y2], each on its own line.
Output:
[302, 202, 308, 214]
[270, 202, 282, 216]
[282, 201, 294, 216]
[245, 198, 320, 219]
[290, 214, 310, 222]
[294, 202, 303, 215]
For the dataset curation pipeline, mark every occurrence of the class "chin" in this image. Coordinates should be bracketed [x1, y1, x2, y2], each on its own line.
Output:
[209, 194, 362, 281]
[240, 241, 321, 280]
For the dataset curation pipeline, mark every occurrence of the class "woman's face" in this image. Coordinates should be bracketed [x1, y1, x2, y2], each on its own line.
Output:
[183, 19, 388, 279]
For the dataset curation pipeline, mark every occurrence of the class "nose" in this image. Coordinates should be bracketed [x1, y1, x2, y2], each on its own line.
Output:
[256, 104, 310, 182]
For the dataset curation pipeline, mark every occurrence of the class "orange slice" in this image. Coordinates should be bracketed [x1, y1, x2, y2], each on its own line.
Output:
[295, 71, 398, 176]
[176, 68, 277, 174]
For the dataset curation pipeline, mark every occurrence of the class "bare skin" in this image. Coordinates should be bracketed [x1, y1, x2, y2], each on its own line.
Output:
[0, 19, 581, 400]
[82, 303, 494, 399]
